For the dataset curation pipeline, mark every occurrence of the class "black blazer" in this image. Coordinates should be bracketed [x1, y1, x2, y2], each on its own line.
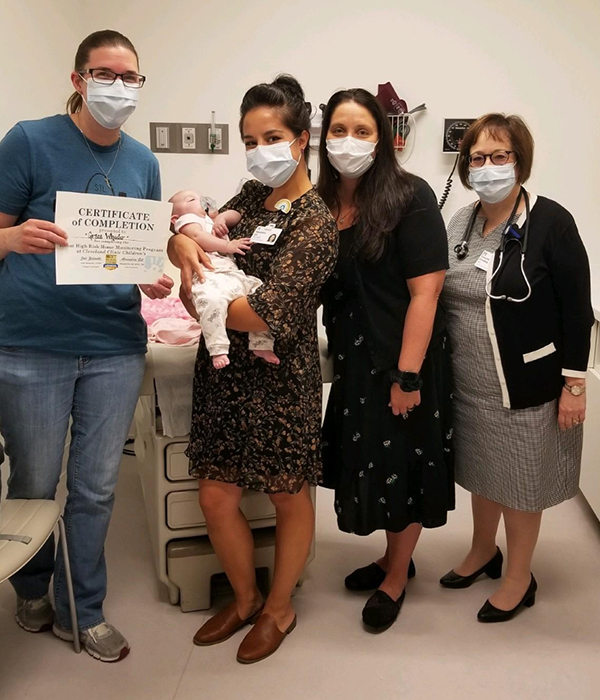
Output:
[487, 195, 593, 409]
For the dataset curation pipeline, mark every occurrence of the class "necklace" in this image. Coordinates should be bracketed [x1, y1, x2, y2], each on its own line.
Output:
[75, 115, 122, 190]
[337, 205, 356, 225]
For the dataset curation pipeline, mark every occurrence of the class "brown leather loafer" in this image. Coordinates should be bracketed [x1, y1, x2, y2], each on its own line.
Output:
[193, 602, 264, 646]
[236, 613, 297, 664]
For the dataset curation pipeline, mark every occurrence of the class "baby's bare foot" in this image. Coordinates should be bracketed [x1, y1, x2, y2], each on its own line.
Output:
[252, 349, 280, 365]
[212, 355, 230, 369]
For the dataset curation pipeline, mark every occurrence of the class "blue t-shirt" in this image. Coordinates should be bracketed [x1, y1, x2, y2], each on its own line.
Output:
[0, 114, 161, 356]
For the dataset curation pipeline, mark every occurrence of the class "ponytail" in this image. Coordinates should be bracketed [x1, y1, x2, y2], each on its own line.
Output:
[66, 91, 83, 114]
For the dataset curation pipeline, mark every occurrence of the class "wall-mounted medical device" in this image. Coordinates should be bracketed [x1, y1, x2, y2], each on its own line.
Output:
[442, 119, 475, 153]
[438, 118, 476, 210]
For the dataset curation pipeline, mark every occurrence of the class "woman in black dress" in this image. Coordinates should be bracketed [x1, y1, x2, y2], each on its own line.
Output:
[319, 89, 454, 631]
[168, 76, 338, 663]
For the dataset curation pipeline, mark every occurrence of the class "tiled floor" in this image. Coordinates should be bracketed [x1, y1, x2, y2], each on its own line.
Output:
[1, 454, 599, 700]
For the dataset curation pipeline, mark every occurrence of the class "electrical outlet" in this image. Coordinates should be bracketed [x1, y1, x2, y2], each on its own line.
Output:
[182, 126, 196, 150]
[156, 126, 170, 149]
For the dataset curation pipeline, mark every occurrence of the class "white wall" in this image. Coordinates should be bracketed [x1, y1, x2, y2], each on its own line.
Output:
[0, 1, 83, 138]
[2, 0, 600, 264]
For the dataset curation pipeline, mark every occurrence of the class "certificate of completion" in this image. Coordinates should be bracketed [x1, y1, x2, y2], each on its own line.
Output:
[55, 192, 173, 285]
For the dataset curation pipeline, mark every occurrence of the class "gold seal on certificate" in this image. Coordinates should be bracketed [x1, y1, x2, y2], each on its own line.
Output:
[54, 192, 173, 285]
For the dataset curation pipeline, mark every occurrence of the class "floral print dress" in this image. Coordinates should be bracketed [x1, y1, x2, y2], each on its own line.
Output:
[187, 180, 338, 494]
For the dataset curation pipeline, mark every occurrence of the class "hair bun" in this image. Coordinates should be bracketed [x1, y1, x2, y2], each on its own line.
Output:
[272, 74, 305, 103]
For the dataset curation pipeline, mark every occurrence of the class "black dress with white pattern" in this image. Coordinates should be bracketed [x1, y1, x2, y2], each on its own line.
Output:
[321, 223, 455, 536]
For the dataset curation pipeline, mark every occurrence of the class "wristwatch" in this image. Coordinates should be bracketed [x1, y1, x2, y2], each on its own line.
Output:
[563, 383, 586, 396]
[389, 369, 423, 392]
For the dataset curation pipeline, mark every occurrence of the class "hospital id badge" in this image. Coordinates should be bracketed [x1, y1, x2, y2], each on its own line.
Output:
[475, 250, 493, 271]
[250, 225, 282, 245]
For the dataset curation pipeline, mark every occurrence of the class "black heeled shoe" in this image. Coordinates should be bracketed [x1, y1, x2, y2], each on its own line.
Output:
[345, 558, 416, 592]
[477, 575, 537, 623]
[362, 589, 406, 632]
[439, 547, 503, 589]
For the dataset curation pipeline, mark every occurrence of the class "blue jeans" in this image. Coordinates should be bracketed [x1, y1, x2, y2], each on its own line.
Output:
[0, 349, 145, 630]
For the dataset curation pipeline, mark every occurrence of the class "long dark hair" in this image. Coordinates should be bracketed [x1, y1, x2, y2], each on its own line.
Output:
[317, 89, 414, 261]
[239, 74, 311, 166]
[66, 30, 139, 114]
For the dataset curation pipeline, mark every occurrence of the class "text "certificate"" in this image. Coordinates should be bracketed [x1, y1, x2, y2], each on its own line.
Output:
[55, 191, 173, 285]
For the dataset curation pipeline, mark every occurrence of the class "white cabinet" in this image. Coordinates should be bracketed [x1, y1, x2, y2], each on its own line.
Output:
[580, 319, 600, 518]
[166, 487, 277, 530]
[134, 342, 327, 609]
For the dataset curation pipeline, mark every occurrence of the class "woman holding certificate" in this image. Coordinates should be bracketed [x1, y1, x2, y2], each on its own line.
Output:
[0, 30, 172, 663]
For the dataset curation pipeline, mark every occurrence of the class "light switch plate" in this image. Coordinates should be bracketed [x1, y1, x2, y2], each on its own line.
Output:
[150, 122, 176, 152]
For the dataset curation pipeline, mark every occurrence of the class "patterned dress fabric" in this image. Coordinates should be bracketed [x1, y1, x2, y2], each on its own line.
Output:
[187, 181, 338, 494]
[321, 225, 455, 536]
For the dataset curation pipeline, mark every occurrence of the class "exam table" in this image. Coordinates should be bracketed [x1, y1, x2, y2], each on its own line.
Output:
[133, 338, 332, 611]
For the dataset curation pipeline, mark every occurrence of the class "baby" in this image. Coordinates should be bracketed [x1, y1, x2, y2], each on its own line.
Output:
[169, 190, 278, 369]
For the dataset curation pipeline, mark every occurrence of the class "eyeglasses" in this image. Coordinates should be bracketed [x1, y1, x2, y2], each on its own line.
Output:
[79, 68, 146, 88]
[468, 150, 514, 168]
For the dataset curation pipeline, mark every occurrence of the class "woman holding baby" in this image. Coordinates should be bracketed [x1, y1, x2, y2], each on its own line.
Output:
[168, 74, 338, 664]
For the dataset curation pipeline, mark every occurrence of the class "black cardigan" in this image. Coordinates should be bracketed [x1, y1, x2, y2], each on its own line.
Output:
[486, 195, 593, 409]
[323, 177, 449, 371]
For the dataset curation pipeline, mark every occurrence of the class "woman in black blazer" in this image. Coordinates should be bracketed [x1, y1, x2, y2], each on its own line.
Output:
[441, 113, 593, 622]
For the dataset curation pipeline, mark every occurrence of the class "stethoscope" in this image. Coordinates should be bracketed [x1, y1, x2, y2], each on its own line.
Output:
[454, 187, 532, 303]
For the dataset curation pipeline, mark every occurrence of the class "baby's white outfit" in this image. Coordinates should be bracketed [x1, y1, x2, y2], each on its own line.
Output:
[174, 213, 273, 356]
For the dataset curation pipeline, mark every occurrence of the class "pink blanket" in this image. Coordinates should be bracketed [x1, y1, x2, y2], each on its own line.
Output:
[141, 297, 201, 347]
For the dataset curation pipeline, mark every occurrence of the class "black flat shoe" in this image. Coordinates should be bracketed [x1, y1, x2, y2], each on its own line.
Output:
[345, 559, 416, 592]
[477, 575, 537, 623]
[362, 589, 406, 632]
[439, 547, 503, 589]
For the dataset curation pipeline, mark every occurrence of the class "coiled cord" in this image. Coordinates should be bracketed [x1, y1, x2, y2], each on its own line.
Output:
[438, 154, 459, 210]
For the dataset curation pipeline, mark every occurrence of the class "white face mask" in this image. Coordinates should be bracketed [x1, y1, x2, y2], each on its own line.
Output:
[326, 136, 377, 179]
[82, 78, 139, 130]
[468, 163, 517, 204]
[246, 139, 301, 188]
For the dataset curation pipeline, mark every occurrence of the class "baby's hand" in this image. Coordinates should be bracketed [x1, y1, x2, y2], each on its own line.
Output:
[212, 215, 229, 238]
[226, 238, 252, 256]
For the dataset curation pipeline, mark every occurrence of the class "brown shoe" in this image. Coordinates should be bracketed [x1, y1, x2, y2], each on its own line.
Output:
[193, 602, 264, 647]
[236, 613, 297, 664]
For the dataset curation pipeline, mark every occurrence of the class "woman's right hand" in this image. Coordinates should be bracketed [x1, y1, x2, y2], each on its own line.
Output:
[167, 234, 214, 298]
[6, 219, 68, 254]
